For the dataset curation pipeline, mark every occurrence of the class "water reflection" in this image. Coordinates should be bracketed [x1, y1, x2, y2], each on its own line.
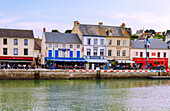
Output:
[0, 79, 169, 110]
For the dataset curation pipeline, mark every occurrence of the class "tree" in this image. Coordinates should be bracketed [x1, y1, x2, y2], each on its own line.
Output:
[144, 29, 155, 34]
[52, 29, 60, 33]
[154, 34, 165, 41]
[65, 30, 72, 33]
[130, 34, 139, 40]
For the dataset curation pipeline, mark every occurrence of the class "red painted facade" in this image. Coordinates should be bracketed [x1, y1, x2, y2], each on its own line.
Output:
[0, 56, 33, 61]
[133, 58, 168, 68]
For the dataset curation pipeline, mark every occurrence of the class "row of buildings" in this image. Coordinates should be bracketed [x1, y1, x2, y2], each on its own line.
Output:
[0, 21, 170, 69]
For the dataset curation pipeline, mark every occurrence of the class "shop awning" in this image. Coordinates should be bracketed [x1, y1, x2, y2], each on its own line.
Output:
[86, 59, 108, 63]
[117, 60, 135, 63]
[45, 57, 87, 63]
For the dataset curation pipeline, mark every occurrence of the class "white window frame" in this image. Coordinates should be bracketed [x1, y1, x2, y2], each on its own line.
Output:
[93, 48, 97, 56]
[77, 45, 80, 48]
[14, 48, 18, 55]
[117, 40, 120, 46]
[70, 44, 73, 48]
[122, 50, 126, 57]
[55, 44, 58, 48]
[94, 39, 98, 45]
[123, 40, 126, 46]
[48, 44, 52, 48]
[87, 49, 91, 56]
[100, 39, 104, 45]
[117, 50, 120, 56]
[100, 49, 104, 56]
[62, 44, 66, 48]
[108, 40, 112, 45]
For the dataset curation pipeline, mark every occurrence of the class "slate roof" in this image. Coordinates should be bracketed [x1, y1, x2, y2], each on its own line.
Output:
[79, 24, 129, 37]
[131, 38, 168, 49]
[34, 39, 41, 50]
[0, 28, 34, 38]
[45, 32, 82, 44]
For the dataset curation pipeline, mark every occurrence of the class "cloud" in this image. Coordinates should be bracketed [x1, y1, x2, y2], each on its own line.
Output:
[6, 21, 73, 37]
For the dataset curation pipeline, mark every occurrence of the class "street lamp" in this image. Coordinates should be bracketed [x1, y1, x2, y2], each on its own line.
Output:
[144, 38, 150, 70]
[53, 36, 55, 69]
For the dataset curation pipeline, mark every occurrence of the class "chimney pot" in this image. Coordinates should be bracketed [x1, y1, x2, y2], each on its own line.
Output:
[121, 23, 125, 28]
[99, 22, 103, 27]
[43, 28, 46, 32]
[74, 21, 79, 26]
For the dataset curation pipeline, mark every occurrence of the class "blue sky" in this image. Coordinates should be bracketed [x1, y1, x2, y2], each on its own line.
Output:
[0, 0, 170, 37]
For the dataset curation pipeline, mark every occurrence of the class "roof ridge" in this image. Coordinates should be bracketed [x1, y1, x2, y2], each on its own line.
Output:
[80, 24, 121, 28]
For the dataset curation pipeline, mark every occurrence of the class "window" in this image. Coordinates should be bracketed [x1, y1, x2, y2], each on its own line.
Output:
[152, 53, 156, 56]
[55, 44, 58, 48]
[117, 40, 120, 46]
[70, 45, 73, 48]
[100, 39, 104, 45]
[14, 39, 18, 45]
[14, 48, 18, 55]
[108, 40, 112, 45]
[62, 51, 66, 57]
[62, 44, 66, 48]
[136, 52, 138, 56]
[87, 49, 91, 56]
[147, 52, 149, 57]
[77, 45, 80, 48]
[140, 52, 143, 57]
[123, 40, 126, 46]
[48, 44, 52, 48]
[122, 50, 126, 57]
[117, 50, 120, 56]
[87, 38, 91, 45]
[94, 48, 97, 56]
[100, 49, 104, 56]
[164, 52, 166, 58]
[24, 49, 28, 55]
[3, 39, 7, 45]
[24, 39, 28, 45]
[94, 39, 98, 45]
[108, 50, 111, 56]
[3, 48, 7, 55]
[158, 52, 160, 58]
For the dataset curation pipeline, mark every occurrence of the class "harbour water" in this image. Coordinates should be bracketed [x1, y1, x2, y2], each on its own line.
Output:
[0, 79, 169, 110]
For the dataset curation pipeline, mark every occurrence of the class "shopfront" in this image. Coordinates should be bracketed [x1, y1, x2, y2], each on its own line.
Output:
[133, 58, 168, 69]
[0, 56, 33, 68]
[45, 57, 87, 69]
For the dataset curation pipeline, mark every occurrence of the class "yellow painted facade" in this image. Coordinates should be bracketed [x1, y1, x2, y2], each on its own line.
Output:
[106, 36, 130, 60]
[0, 37, 34, 57]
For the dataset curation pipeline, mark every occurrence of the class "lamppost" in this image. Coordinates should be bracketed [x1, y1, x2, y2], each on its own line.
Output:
[53, 36, 55, 69]
[144, 38, 150, 70]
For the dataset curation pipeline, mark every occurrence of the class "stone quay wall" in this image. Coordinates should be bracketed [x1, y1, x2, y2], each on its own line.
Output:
[0, 69, 165, 80]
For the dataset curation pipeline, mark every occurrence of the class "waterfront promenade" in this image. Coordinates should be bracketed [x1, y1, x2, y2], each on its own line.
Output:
[0, 69, 167, 80]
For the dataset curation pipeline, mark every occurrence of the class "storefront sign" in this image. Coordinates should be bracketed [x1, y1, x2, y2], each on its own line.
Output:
[0, 56, 33, 60]
[58, 49, 70, 52]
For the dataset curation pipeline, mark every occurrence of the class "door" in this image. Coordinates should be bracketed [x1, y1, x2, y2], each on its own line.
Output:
[55, 50, 58, 57]
[70, 51, 73, 58]
[77, 51, 80, 58]
[48, 50, 52, 57]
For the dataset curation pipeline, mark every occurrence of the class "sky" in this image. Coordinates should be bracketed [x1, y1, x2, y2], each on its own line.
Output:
[0, 0, 170, 38]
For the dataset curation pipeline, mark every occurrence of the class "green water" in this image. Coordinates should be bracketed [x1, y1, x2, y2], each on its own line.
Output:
[0, 79, 170, 111]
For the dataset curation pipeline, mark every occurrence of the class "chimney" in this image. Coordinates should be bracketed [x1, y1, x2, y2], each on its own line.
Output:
[74, 21, 79, 27]
[43, 28, 46, 32]
[99, 22, 103, 27]
[121, 23, 125, 28]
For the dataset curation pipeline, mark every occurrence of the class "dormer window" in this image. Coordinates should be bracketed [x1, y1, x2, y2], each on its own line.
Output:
[109, 29, 113, 36]
[106, 30, 109, 36]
